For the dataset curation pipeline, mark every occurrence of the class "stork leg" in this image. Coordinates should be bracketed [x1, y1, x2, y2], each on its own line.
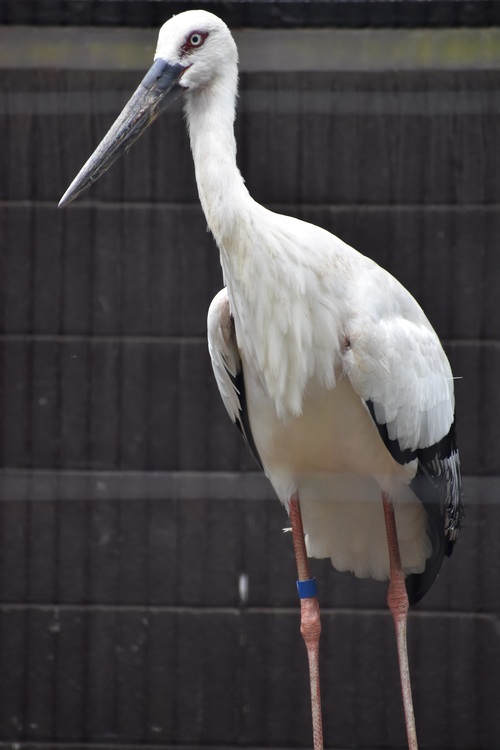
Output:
[289, 496, 324, 750]
[382, 493, 419, 750]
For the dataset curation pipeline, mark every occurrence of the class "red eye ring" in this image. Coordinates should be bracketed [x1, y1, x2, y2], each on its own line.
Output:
[182, 31, 208, 53]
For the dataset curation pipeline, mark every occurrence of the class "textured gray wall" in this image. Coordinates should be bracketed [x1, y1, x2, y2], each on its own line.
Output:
[0, 26, 499, 750]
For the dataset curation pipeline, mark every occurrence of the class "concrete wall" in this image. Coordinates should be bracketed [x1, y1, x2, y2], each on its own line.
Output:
[0, 25, 499, 750]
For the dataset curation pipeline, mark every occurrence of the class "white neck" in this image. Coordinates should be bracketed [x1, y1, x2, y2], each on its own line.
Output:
[184, 72, 253, 250]
[184, 64, 343, 420]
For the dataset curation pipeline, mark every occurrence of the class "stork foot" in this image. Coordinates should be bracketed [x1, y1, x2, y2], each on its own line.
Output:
[382, 493, 419, 750]
[290, 497, 324, 750]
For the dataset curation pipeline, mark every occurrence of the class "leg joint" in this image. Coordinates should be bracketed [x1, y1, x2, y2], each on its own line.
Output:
[300, 597, 322, 643]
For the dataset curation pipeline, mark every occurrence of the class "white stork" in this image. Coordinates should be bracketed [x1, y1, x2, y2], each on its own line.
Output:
[59, 10, 463, 750]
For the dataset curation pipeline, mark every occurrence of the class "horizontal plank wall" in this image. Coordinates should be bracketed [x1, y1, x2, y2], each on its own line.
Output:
[0, 0, 499, 28]
[0, 25, 499, 750]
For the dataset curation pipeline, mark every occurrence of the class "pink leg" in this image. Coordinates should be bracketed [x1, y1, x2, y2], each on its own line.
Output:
[382, 493, 419, 750]
[289, 496, 324, 750]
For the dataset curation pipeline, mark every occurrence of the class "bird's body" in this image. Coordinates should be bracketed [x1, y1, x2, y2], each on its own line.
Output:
[59, 11, 463, 748]
[200, 105, 459, 586]
[209, 225, 439, 583]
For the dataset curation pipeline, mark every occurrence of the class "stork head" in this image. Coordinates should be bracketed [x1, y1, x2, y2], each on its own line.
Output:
[58, 10, 236, 207]
[156, 10, 237, 92]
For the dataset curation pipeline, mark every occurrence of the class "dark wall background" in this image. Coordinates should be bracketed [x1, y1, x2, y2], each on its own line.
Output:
[2, 0, 500, 27]
[0, 5, 499, 750]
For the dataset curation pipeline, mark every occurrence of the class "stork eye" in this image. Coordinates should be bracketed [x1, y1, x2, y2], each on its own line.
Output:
[182, 31, 208, 53]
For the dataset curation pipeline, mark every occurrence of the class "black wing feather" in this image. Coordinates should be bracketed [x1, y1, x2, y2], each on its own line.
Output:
[225, 318, 264, 471]
[230, 368, 264, 471]
[366, 400, 463, 606]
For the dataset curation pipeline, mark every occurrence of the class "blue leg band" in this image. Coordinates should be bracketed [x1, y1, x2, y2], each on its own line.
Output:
[296, 577, 318, 599]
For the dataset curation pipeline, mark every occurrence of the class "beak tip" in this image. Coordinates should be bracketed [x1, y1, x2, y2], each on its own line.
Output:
[58, 185, 78, 208]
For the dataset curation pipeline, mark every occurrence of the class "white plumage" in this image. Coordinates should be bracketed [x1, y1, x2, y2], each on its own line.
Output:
[178, 7, 461, 582]
[207, 245, 445, 579]
[59, 11, 463, 748]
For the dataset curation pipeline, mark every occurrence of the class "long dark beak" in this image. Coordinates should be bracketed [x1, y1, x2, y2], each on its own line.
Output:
[59, 59, 186, 207]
